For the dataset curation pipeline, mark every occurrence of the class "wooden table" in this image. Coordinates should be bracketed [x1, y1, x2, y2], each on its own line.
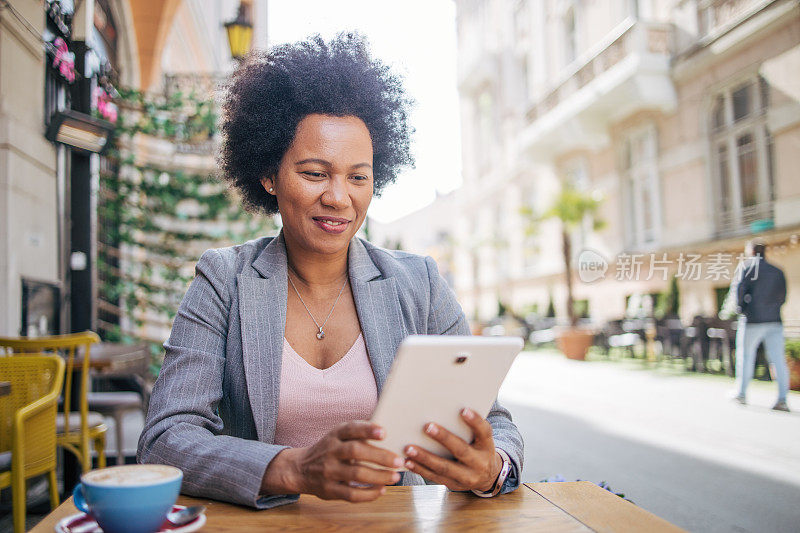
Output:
[0, 381, 9, 397]
[76, 342, 149, 373]
[30, 483, 685, 532]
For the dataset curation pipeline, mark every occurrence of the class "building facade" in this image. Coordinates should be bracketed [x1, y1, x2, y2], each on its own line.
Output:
[0, 0, 267, 337]
[376, 0, 800, 332]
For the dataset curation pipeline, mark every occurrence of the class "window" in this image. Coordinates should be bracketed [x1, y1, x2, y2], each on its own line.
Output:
[494, 205, 508, 280]
[92, 0, 118, 65]
[628, 0, 639, 19]
[519, 54, 530, 105]
[476, 91, 494, 170]
[564, 6, 576, 65]
[514, 0, 529, 41]
[621, 125, 660, 249]
[521, 185, 538, 272]
[44, 0, 74, 125]
[710, 75, 773, 236]
[564, 159, 592, 255]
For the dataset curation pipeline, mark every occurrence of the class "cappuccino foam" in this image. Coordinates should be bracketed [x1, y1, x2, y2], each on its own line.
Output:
[83, 465, 181, 486]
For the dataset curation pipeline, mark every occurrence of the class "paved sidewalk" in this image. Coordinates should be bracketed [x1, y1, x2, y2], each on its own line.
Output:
[499, 349, 800, 532]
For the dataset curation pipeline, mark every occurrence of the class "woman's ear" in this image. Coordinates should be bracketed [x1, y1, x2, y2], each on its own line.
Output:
[261, 176, 275, 195]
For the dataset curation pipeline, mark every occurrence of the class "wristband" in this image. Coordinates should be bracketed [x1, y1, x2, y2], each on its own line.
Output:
[472, 448, 511, 498]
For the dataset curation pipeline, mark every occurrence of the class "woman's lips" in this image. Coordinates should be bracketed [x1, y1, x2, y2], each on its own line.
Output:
[312, 216, 350, 234]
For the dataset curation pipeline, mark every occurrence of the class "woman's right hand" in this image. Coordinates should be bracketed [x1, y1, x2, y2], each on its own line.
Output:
[261, 421, 405, 502]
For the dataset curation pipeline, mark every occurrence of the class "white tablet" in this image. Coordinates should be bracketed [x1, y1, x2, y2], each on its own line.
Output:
[367, 335, 523, 469]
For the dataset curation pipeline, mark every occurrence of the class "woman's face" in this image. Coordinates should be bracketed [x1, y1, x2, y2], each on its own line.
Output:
[262, 114, 374, 256]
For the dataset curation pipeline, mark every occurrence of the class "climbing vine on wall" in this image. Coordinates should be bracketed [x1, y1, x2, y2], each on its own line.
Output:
[96, 86, 276, 366]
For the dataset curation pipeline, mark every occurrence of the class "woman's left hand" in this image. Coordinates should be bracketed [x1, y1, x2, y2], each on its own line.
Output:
[403, 408, 502, 492]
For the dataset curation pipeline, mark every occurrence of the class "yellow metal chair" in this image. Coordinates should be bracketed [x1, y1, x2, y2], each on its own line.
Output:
[0, 355, 65, 533]
[0, 332, 108, 472]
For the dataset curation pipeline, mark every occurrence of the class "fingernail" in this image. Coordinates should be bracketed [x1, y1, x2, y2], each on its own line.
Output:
[405, 460, 415, 470]
[380, 487, 386, 495]
[393, 457, 404, 468]
[373, 428, 385, 439]
[392, 472, 401, 483]
[462, 408, 474, 419]
[406, 446, 417, 457]
[426, 423, 438, 436]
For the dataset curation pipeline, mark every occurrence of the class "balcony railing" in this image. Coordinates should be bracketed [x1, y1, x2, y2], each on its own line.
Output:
[697, 0, 775, 39]
[163, 73, 227, 99]
[525, 19, 674, 123]
[716, 201, 775, 238]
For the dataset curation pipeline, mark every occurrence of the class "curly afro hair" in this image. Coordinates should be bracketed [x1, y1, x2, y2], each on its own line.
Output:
[218, 32, 415, 215]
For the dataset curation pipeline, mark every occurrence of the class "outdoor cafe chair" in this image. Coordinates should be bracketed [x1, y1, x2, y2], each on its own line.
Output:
[0, 355, 65, 533]
[0, 332, 107, 473]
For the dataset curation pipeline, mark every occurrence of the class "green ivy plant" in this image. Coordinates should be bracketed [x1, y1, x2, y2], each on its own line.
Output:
[97, 86, 277, 375]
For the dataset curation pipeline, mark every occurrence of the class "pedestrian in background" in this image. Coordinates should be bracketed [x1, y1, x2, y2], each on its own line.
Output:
[731, 239, 790, 411]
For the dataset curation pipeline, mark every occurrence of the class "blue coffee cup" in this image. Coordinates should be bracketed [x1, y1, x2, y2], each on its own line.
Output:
[72, 464, 182, 533]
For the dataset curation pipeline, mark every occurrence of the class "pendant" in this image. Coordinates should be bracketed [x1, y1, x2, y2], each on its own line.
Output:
[316, 327, 325, 340]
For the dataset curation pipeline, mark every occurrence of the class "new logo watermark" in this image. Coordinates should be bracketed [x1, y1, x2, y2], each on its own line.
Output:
[577, 249, 608, 283]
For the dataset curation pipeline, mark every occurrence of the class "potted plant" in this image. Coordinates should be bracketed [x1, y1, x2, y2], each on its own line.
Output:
[786, 339, 800, 391]
[522, 184, 604, 360]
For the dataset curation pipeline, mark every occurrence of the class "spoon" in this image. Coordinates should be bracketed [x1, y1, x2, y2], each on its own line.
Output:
[167, 505, 206, 526]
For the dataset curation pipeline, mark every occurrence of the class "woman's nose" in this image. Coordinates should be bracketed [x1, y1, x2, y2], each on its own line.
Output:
[321, 176, 351, 209]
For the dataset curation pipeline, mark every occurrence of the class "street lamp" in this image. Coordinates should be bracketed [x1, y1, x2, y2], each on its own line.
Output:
[224, 2, 254, 61]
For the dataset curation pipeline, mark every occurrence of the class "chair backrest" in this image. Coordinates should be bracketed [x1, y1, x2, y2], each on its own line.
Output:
[0, 355, 65, 470]
[0, 331, 99, 435]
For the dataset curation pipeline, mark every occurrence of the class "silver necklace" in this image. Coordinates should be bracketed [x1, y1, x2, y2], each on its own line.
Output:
[288, 272, 348, 340]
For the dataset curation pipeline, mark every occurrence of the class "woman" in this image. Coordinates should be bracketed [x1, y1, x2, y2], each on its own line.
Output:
[138, 33, 523, 509]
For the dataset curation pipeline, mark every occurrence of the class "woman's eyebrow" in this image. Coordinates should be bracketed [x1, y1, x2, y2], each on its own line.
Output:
[294, 158, 330, 166]
[294, 158, 372, 170]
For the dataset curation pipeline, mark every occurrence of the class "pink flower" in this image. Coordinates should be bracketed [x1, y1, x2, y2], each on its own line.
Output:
[94, 87, 118, 123]
[101, 101, 118, 123]
[52, 37, 76, 82]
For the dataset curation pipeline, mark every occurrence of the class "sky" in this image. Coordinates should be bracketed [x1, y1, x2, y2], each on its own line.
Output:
[267, 0, 463, 223]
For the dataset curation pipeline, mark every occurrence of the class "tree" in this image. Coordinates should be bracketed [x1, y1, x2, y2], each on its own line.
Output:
[522, 184, 605, 327]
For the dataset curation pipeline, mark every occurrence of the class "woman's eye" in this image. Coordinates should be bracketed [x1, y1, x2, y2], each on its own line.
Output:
[351, 175, 369, 181]
[302, 171, 326, 178]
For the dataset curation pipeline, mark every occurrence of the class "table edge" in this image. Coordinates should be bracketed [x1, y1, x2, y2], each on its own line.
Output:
[525, 482, 687, 533]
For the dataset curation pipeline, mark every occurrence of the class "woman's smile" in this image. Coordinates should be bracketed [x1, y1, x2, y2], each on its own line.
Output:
[312, 216, 351, 234]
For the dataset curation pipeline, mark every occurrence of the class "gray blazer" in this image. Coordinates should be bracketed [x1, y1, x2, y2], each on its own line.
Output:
[137, 233, 523, 509]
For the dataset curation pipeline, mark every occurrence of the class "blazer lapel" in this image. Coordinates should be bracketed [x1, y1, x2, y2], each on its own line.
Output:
[238, 233, 288, 443]
[238, 234, 405, 442]
[348, 238, 405, 394]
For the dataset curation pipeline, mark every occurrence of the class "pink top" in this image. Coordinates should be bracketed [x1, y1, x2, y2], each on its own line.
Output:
[273, 333, 378, 448]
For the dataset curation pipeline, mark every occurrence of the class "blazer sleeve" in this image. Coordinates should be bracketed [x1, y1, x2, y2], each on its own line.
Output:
[424, 257, 524, 495]
[137, 249, 298, 509]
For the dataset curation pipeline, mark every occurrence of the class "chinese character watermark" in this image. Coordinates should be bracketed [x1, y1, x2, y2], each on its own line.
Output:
[576, 249, 759, 283]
